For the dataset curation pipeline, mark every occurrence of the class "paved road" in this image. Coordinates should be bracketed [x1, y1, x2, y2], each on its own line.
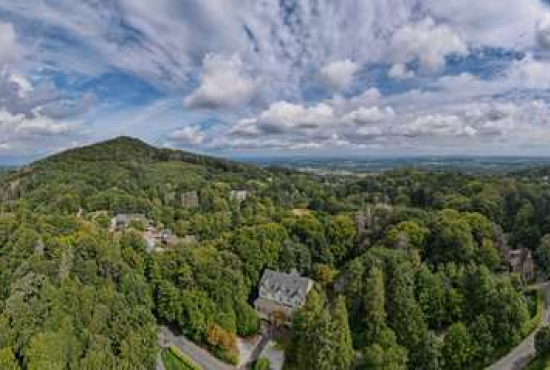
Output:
[486, 282, 550, 370]
[159, 326, 235, 370]
[244, 330, 272, 368]
[157, 353, 165, 370]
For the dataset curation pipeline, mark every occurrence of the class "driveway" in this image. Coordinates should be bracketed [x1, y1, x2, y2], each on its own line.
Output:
[159, 326, 235, 370]
[486, 282, 550, 370]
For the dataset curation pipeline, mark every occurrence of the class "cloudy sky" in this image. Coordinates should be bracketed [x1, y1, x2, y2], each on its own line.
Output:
[2, 0, 550, 162]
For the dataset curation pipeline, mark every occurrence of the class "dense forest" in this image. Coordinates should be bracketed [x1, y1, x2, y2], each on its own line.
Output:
[0, 136, 549, 369]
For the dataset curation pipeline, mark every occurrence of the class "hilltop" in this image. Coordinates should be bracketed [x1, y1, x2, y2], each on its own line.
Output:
[0, 136, 273, 213]
[37, 136, 256, 172]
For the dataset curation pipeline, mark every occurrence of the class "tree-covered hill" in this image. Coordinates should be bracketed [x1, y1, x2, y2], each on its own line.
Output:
[1, 137, 550, 369]
[38, 136, 257, 172]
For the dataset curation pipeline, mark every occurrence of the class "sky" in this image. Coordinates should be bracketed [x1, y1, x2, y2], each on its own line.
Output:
[2, 1, 550, 163]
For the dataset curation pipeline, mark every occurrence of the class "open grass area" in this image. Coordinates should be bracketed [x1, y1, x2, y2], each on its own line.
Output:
[161, 347, 203, 370]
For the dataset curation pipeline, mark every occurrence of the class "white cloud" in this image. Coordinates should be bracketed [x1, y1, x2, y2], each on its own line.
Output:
[229, 118, 261, 137]
[0, 66, 87, 157]
[343, 106, 395, 125]
[0, 108, 75, 155]
[0, 22, 20, 66]
[321, 60, 358, 92]
[183, 54, 257, 109]
[388, 63, 415, 79]
[218, 72, 550, 152]
[388, 17, 468, 71]
[424, 0, 550, 49]
[396, 114, 477, 138]
[506, 56, 550, 89]
[8, 74, 33, 97]
[537, 15, 550, 49]
[254, 101, 334, 134]
[168, 126, 205, 145]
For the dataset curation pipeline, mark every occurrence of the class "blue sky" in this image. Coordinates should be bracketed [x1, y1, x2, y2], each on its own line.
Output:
[2, 0, 550, 163]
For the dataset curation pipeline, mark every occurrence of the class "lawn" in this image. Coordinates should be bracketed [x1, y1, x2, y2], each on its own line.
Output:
[161, 347, 203, 370]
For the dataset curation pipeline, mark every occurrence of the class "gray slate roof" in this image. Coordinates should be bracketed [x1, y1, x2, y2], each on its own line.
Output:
[258, 269, 313, 307]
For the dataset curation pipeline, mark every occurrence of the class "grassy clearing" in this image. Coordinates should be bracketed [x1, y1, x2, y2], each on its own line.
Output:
[523, 290, 545, 337]
[161, 347, 203, 370]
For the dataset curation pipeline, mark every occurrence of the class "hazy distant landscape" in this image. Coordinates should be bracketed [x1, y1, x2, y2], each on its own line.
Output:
[8, 156, 550, 175]
[249, 156, 550, 174]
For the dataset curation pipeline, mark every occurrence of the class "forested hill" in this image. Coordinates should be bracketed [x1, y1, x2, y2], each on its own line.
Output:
[36, 136, 259, 172]
[1, 137, 550, 369]
[1, 136, 271, 214]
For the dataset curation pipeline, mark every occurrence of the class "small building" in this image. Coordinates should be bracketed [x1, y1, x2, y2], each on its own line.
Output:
[34, 239, 45, 256]
[254, 269, 314, 324]
[507, 248, 535, 281]
[110, 214, 148, 231]
[181, 191, 199, 208]
[144, 227, 180, 252]
[230, 190, 249, 202]
[158, 229, 178, 245]
[181, 235, 198, 245]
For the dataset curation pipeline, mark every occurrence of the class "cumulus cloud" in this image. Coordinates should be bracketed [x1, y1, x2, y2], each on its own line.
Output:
[388, 18, 468, 71]
[388, 63, 415, 80]
[0, 107, 77, 155]
[184, 54, 257, 109]
[396, 114, 476, 138]
[244, 101, 335, 135]
[8, 74, 33, 97]
[168, 126, 205, 145]
[506, 56, 550, 89]
[321, 60, 358, 92]
[218, 78, 550, 152]
[0, 67, 88, 156]
[537, 15, 550, 49]
[0, 109, 71, 136]
[343, 106, 395, 125]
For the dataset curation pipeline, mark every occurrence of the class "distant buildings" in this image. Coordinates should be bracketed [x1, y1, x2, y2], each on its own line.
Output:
[110, 214, 148, 231]
[506, 248, 535, 281]
[111, 213, 195, 253]
[254, 269, 314, 324]
[181, 190, 199, 208]
[230, 190, 249, 202]
[144, 227, 181, 252]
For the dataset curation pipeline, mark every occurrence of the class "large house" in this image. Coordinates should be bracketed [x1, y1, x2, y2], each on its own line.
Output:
[254, 269, 314, 323]
[507, 248, 535, 281]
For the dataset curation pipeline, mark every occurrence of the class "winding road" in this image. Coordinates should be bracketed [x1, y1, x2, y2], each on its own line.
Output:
[486, 282, 550, 370]
[158, 325, 272, 370]
[159, 326, 235, 370]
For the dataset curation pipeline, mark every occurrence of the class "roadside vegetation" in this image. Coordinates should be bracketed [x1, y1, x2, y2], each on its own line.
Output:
[161, 347, 202, 370]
